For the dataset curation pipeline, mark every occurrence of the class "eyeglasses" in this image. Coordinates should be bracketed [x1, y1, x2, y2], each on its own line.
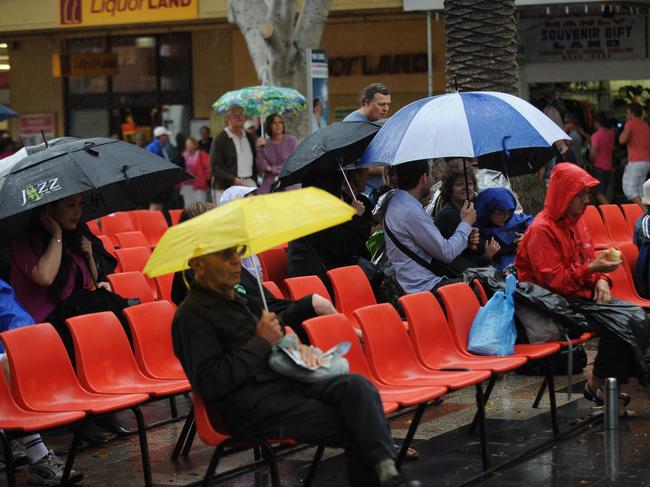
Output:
[216, 245, 247, 259]
[230, 112, 245, 118]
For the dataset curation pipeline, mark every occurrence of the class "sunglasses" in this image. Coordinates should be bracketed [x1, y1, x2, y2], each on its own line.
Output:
[216, 245, 247, 259]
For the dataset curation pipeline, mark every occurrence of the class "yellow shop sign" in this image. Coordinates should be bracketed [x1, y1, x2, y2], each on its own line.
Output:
[60, 0, 198, 27]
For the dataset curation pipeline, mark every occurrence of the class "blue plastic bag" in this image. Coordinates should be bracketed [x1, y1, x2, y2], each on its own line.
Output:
[467, 273, 517, 356]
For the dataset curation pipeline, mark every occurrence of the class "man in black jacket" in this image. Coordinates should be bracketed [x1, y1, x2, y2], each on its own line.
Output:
[172, 247, 420, 487]
[209, 105, 257, 204]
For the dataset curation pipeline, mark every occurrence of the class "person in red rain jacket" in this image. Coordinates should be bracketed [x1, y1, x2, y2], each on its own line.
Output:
[516, 163, 649, 417]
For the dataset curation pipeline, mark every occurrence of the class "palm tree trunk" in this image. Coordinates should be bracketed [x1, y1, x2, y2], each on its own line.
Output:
[444, 0, 518, 94]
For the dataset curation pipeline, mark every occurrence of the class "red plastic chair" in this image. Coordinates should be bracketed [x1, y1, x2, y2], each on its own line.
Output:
[115, 230, 151, 249]
[437, 282, 561, 434]
[284, 275, 332, 302]
[0, 371, 86, 487]
[154, 274, 174, 303]
[581, 205, 613, 249]
[608, 259, 650, 308]
[107, 271, 155, 304]
[130, 210, 169, 247]
[622, 203, 644, 236]
[258, 247, 288, 285]
[0, 324, 153, 486]
[192, 392, 326, 487]
[115, 246, 152, 273]
[327, 265, 376, 324]
[100, 212, 136, 247]
[123, 301, 187, 380]
[599, 204, 632, 242]
[353, 303, 492, 469]
[86, 219, 101, 237]
[262, 281, 284, 300]
[619, 242, 639, 273]
[303, 313, 447, 467]
[169, 209, 183, 226]
[97, 234, 118, 261]
[400, 292, 528, 373]
[66, 312, 189, 397]
[114, 247, 157, 298]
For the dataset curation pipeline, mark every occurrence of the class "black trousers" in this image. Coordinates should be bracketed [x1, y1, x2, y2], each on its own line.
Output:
[235, 374, 395, 486]
[593, 327, 636, 384]
[571, 298, 649, 385]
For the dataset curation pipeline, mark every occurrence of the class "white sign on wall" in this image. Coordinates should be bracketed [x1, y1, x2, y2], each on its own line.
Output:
[520, 15, 647, 63]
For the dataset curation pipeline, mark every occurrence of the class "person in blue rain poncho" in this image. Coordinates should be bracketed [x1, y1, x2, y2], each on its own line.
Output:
[475, 187, 533, 272]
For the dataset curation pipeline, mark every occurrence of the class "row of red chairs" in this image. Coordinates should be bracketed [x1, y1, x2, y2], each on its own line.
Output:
[0, 300, 191, 487]
[581, 204, 650, 308]
[582, 203, 642, 248]
[88, 209, 184, 248]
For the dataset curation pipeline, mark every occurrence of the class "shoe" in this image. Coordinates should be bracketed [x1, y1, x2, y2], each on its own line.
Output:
[0, 440, 29, 470]
[27, 450, 83, 486]
[95, 415, 133, 437]
[382, 475, 423, 487]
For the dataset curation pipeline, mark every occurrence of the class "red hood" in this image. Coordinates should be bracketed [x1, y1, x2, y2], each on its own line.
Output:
[543, 163, 599, 221]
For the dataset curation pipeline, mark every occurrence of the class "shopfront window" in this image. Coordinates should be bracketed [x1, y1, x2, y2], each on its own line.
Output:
[159, 34, 191, 92]
[66, 38, 108, 95]
[112, 37, 157, 93]
[64, 33, 191, 140]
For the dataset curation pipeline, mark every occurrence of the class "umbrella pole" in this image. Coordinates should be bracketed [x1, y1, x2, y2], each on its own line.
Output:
[338, 161, 357, 203]
[462, 158, 471, 203]
[251, 252, 269, 312]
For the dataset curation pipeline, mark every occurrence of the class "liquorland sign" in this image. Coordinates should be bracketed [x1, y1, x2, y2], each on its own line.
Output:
[60, 0, 198, 27]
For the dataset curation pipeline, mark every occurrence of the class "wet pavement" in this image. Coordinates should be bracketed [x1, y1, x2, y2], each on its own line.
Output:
[4, 345, 650, 486]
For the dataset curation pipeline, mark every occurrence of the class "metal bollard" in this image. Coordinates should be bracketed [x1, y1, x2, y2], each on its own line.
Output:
[604, 377, 619, 430]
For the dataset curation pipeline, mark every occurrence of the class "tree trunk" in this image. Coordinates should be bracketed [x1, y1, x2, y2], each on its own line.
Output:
[444, 0, 545, 211]
[444, 0, 518, 94]
[228, 0, 332, 137]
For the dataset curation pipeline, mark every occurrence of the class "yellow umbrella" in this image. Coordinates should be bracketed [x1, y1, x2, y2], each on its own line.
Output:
[144, 187, 356, 308]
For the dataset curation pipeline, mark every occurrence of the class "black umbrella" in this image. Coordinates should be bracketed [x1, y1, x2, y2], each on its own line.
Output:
[0, 137, 190, 226]
[279, 120, 383, 188]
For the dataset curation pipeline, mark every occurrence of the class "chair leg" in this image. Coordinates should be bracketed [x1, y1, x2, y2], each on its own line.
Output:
[202, 442, 229, 487]
[253, 446, 262, 461]
[469, 375, 497, 435]
[169, 396, 178, 419]
[0, 431, 16, 487]
[545, 360, 559, 437]
[60, 421, 84, 485]
[259, 442, 280, 487]
[181, 422, 197, 457]
[396, 403, 426, 470]
[475, 383, 490, 471]
[303, 445, 325, 487]
[131, 407, 153, 487]
[171, 407, 194, 460]
[532, 375, 548, 409]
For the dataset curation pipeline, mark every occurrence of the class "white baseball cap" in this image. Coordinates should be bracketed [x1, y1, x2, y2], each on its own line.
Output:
[153, 126, 171, 138]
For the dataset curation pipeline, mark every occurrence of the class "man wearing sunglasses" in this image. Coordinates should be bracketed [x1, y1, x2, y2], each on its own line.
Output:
[172, 246, 420, 487]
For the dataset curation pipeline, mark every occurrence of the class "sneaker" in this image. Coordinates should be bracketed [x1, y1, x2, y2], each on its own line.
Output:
[27, 450, 83, 486]
[0, 440, 28, 470]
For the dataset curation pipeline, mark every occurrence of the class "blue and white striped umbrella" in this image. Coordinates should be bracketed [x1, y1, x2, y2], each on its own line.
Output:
[360, 91, 570, 176]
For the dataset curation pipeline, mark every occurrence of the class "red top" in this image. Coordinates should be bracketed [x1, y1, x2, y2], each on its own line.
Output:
[625, 117, 650, 162]
[515, 163, 610, 300]
[591, 127, 614, 171]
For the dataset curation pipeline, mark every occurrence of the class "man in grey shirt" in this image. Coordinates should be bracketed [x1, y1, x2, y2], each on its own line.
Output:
[344, 83, 391, 195]
[384, 160, 476, 293]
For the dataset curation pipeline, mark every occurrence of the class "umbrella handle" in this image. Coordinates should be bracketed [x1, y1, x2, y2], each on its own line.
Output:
[462, 158, 471, 203]
[250, 251, 269, 312]
[338, 161, 357, 203]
